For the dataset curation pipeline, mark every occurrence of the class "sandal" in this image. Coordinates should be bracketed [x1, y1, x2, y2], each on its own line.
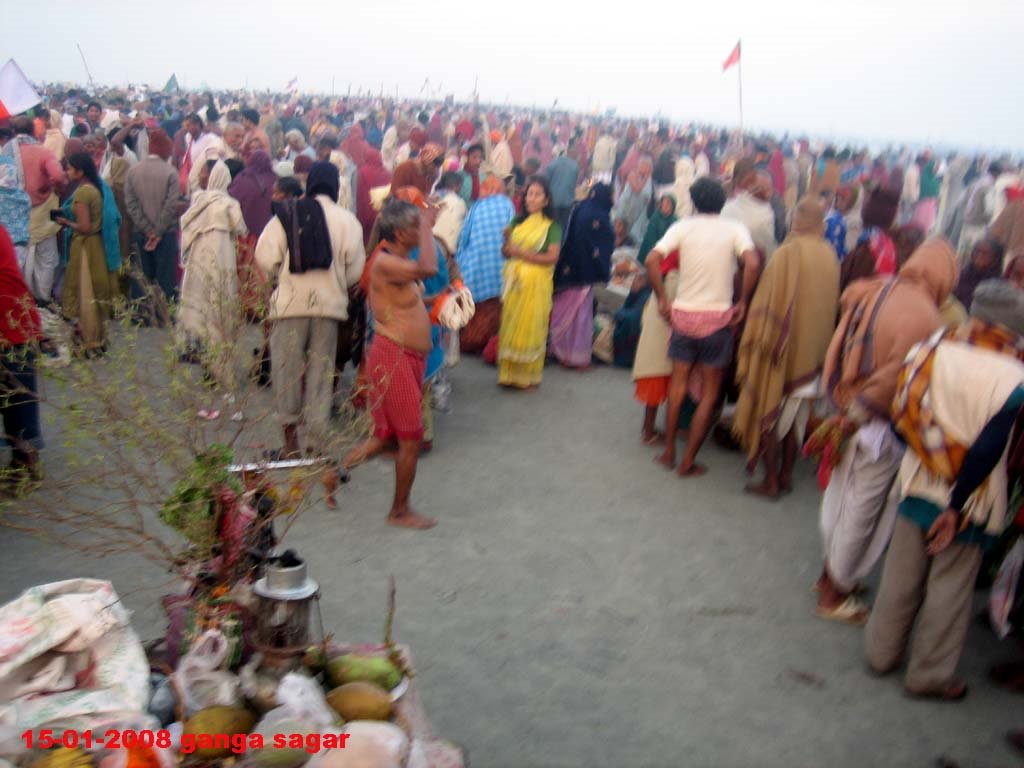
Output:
[904, 679, 968, 701]
[815, 595, 870, 625]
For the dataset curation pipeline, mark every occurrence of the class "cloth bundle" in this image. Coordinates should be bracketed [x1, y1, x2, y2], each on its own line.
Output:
[430, 280, 476, 330]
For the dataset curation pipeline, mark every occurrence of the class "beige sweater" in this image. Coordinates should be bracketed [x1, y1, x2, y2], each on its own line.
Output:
[255, 195, 366, 321]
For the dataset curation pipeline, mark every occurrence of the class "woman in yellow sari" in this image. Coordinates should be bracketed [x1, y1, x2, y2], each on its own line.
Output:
[498, 176, 562, 388]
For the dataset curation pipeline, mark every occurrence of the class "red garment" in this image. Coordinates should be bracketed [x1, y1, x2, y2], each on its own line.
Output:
[390, 160, 430, 196]
[469, 171, 480, 202]
[427, 113, 444, 145]
[768, 150, 786, 198]
[634, 376, 669, 406]
[0, 226, 41, 345]
[367, 335, 426, 442]
[456, 120, 475, 144]
[356, 150, 391, 246]
[341, 124, 369, 168]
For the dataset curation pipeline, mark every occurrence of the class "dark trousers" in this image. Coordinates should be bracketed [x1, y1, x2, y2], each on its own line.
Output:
[135, 231, 179, 302]
[1, 346, 43, 457]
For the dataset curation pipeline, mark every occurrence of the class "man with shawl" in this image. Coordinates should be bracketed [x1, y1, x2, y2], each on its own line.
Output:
[455, 176, 515, 353]
[808, 238, 958, 624]
[255, 162, 366, 460]
[722, 158, 777, 260]
[549, 183, 614, 368]
[733, 198, 840, 499]
[866, 280, 1024, 700]
[955, 238, 1004, 309]
[840, 185, 900, 292]
[178, 160, 247, 389]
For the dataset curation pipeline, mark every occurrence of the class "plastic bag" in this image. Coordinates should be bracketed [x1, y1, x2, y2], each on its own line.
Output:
[990, 537, 1024, 639]
[276, 674, 339, 730]
[171, 630, 240, 716]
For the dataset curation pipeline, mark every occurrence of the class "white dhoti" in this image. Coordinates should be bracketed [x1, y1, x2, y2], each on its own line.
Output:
[820, 419, 904, 592]
[775, 377, 819, 443]
[16, 235, 60, 302]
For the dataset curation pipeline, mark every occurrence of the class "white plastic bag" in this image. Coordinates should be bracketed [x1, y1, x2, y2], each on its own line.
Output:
[172, 630, 240, 715]
[276, 673, 339, 730]
[990, 537, 1024, 639]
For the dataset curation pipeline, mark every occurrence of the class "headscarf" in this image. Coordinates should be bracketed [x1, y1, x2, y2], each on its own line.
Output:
[554, 182, 614, 290]
[228, 150, 278, 234]
[419, 143, 444, 166]
[181, 161, 244, 254]
[638, 194, 677, 264]
[272, 162, 337, 275]
[409, 127, 427, 152]
[147, 128, 173, 160]
[824, 237, 955, 418]
[956, 245, 1004, 309]
[356, 148, 391, 245]
[341, 123, 368, 167]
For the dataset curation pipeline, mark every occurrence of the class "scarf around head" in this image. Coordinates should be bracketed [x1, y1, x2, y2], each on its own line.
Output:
[555, 183, 614, 290]
[638, 194, 677, 264]
[229, 150, 278, 234]
[273, 161, 338, 274]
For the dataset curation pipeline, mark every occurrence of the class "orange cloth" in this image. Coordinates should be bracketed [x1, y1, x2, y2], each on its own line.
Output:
[635, 376, 670, 406]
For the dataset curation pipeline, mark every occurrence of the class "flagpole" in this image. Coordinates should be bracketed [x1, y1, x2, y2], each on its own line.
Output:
[737, 39, 744, 143]
[76, 44, 95, 90]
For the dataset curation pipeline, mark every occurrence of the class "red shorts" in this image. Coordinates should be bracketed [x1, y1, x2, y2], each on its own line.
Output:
[367, 335, 427, 442]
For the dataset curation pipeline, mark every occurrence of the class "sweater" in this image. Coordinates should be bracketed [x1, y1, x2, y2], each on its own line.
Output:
[254, 195, 366, 321]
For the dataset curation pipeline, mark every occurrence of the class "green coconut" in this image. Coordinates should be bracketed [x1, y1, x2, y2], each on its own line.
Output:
[325, 682, 393, 721]
[325, 654, 402, 691]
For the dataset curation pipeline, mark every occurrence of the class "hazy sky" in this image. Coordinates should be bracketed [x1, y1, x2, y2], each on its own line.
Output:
[3, 0, 1022, 151]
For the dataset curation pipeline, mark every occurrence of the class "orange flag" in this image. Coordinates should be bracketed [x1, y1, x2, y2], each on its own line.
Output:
[722, 41, 741, 72]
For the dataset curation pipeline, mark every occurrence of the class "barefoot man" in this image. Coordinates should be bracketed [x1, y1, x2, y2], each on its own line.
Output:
[646, 177, 760, 477]
[344, 198, 439, 529]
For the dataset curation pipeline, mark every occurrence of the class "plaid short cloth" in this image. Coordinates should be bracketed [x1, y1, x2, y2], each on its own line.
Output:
[367, 335, 427, 442]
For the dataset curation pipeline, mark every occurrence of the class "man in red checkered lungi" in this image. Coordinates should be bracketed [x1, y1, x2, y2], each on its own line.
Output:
[343, 197, 439, 529]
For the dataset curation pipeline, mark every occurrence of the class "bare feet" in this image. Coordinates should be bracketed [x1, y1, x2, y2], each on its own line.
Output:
[654, 450, 676, 469]
[387, 506, 437, 529]
[745, 480, 781, 499]
[641, 430, 665, 445]
[676, 461, 708, 478]
[322, 467, 339, 509]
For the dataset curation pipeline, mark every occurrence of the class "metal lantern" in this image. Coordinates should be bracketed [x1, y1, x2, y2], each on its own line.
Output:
[250, 551, 324, 669]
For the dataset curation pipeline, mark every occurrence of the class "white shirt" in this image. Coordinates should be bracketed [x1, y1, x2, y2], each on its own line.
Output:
[722, 192, 777, 259]
[654, 215, 754, 312]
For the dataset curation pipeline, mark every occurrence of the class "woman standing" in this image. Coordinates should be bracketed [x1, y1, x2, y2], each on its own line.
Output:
[55, 152, 114, 354]
[179, 160, 248, 389]
[455, 176, 516, 353]
[229, 150, 278, 319]
[550, 183, 614, 368]
[497, 176, 562, 389]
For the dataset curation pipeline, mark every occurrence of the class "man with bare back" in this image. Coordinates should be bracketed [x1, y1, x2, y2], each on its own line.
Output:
[343, 198, 439, 529]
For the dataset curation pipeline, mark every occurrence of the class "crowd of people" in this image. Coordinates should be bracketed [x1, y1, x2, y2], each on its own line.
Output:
[2, 83, 1024, 743]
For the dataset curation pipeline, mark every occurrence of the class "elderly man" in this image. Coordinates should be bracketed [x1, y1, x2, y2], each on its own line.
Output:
[390, 143, 444, 197]
[222, 122, 246, 161]
[5, 117, 67, 302]
[812, 238, 957, 624]
[343, 198, 439, 530]
[722, 159, 778, 260]
[255, 162, 365, 460]
[125, 129, 181, 302]
[866, 280, 1024, 700]
[283, 129, 316, 162]
[733, 197, 840, 498]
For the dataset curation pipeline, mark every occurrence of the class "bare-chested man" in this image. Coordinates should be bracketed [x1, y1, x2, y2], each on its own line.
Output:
[343, 198, 439, 529]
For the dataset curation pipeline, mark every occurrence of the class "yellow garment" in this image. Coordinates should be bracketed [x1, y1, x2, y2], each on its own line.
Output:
[733, 233, 840, 461]
[62, 184, 111, 349]
[498, 214, 554, 387]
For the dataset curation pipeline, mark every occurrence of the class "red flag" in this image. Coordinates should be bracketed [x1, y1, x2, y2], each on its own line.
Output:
[722, 41, 741, 72]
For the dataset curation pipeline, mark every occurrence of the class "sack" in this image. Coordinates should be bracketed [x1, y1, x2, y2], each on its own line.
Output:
[592, 315, 614, 364]
[990, 537, 1024, 639]
[429, 280, 476, 330]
